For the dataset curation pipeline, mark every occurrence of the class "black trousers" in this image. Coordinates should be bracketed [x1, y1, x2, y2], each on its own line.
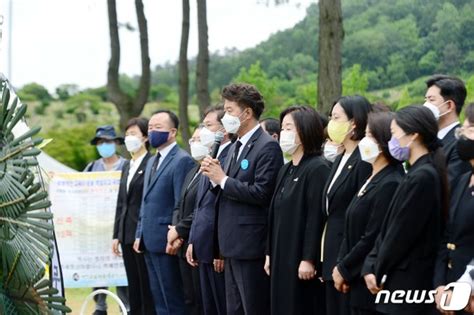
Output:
[178, 256, 203, 315]
[122, 243, 156, 315]
[325, 281, 350, 315]
[225, 258, 269, 315]
[199, 262, 226, 315]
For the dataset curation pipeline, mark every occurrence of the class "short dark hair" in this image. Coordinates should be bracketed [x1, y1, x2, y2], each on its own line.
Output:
[152, 109, 179, 130]
[367, 112, 399, 165]
[465, 103, 474, 124]
[221, 83, 265, 119]
[204, 104, 225, 124]
[426, 75, 467, 115]
[260, 118, 280, 139]
[332, 95, 372, 141]
[279, 105, 324, 156]
[126, 117, 150, 149]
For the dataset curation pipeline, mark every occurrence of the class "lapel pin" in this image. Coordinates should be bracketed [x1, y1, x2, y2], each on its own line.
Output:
[293, 177, 299, 182]
[138, 170, 143, 174]
[241, 159, 249, 170]
[348, 165, 353, 169]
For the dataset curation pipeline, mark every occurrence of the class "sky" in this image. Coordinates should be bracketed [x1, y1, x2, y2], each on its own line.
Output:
[0, 0, 315, 92]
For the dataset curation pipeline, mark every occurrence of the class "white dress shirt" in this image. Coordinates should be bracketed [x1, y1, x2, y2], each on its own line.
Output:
[126, 152, 147, 192]
[155, 142, 177, 171]
[219, 124, 261, 189]
[438, 121, 459, 140]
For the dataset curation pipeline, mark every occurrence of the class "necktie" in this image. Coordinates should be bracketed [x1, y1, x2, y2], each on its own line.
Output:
[228, 140, 242, 174]
[149, 152, 161, 182]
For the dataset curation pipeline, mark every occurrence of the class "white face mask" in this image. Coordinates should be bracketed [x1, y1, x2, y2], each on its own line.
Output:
[279, 130, 299, 154]
[323, 142, 341, 163]
[358, 136, 381, 164]
[423, 100, 449, 121]
[221, 113, 241, 134]
[124, 135, 143, 153]
[199, 127, 216, 148]
[190, 142, 210, 161]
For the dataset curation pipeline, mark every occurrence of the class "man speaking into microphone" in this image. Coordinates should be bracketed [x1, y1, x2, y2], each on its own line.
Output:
[201, 84, 283, 315]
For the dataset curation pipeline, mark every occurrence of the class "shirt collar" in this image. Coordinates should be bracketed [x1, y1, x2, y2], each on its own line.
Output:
[438, 121, 459, 139]
[238, 124, 260, 148]
[217, 141, 231, 158]
[157, 142, 177, 160]
[130, 151, 147, 168]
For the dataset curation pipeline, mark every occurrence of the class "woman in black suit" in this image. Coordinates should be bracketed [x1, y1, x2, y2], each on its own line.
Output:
[322, 95, 373, 315]
[362, 105, 449, 315]
[434, 103, 474, 315]
[266, 105, 330, 315]
[332, 112, 404, 315]
[113, 117, 155, 315]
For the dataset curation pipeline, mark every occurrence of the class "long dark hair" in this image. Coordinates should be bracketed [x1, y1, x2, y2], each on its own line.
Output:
[394, 105, 449, 220]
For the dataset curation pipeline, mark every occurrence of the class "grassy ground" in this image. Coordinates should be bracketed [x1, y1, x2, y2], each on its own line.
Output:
[65, 288, 124, 315]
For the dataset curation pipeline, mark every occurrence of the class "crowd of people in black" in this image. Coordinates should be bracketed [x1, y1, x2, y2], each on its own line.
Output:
[85, 74, 474, 315]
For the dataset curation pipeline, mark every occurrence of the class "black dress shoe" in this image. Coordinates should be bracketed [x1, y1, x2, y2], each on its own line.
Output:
[92, 311, 107, 315]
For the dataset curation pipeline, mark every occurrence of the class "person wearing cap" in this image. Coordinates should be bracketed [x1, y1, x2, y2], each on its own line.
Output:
[85, 125, 127, 172]
[85, 125, 129, 315]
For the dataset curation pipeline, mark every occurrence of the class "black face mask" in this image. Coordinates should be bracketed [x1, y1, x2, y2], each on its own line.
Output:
[456, 136, 474, 161]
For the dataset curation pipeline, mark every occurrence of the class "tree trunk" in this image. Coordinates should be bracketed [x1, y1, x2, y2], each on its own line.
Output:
[134, 0, 151, 116]
[106, 0, 151, 131]
[317, 0, 343, 114]
[179, 0, 191, 150]
[196, 0, 210, 119]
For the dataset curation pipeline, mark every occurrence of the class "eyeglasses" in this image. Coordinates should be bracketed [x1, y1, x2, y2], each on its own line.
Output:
[189, 138, 201, 145]
[454, 126, 474, 139]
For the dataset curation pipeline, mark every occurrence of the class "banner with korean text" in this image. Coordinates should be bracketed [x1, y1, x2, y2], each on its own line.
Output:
[49, 171, 127, 288]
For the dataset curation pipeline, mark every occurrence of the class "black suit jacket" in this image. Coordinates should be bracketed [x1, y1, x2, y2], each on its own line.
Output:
[113, 152, 151, 245]
[337, 164, 403, 309]
[441, 125, 471, 188]
[172, 165, 202, 257]
[434, 171, 474, 287]
[321, 148, 372, 280]
[215, 127, 284, 259]
[362, 155, 442, 313]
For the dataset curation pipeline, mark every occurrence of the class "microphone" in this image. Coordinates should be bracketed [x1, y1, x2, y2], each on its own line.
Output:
[210, 131, 224, 158]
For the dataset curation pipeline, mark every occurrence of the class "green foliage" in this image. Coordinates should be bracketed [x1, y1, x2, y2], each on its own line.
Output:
[64, 93, 106, 123]
[234, 61, 289, 118]
[343, 64, 369, 96]
[55, 84, 79, 101]
[147, 0, 474, 100]
[17, 83, 52, 105]
[83, 86, 108, 101]
[42, 122, 101, 171]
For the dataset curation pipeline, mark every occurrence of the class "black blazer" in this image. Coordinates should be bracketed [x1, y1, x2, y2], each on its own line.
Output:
[321, 148, 372, 280]
[337, 164, 403, 308]
[362, 155, 442, 313]
[172, 165, 202, 257]
[215, 127, 284, 259]
[434, 171, 474, 287]
[113, 152, 151, 245]
[442, 125, 471, 188]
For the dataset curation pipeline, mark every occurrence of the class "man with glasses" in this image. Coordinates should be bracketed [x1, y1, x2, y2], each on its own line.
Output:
[187, 105, 233, 315]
